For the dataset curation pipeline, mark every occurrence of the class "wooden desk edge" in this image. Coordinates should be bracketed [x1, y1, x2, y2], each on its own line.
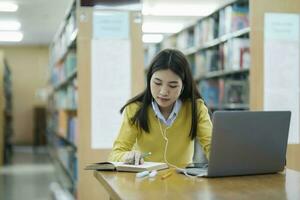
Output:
[93, 168, 300, 200]
[93, 170, 122, 200]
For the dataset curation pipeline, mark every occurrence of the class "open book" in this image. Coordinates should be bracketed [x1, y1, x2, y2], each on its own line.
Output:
[85, 161, 168, 172]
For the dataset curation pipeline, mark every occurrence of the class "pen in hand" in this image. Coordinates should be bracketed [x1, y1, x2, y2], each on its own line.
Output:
[136, 152, 151, 165]
[141, 152, 152, 159]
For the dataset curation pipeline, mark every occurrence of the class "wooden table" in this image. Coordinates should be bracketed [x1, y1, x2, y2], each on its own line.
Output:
[94, 169, 300, 200]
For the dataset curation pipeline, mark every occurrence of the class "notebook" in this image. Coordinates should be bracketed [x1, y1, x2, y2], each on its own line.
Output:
[85, 161, 168, 172]
[183, 111, 291, 177]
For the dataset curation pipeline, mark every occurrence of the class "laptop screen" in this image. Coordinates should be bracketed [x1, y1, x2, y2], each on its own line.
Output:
[207, 111, 291, 177]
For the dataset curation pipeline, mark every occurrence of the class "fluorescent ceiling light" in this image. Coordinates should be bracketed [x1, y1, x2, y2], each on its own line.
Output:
[142, 34, 163, 43]
[143, 4, 217, 17]
[0, 31, 23, 42]
[142, 22, 184, 34]
[0, 21, 21, 30]
[0, 2, 18, 12]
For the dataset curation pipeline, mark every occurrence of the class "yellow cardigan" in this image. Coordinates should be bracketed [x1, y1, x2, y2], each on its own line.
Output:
[108, 99, 212, 167]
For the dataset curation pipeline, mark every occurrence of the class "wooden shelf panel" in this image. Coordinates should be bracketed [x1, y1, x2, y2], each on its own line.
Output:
[183, 27, 250, 56]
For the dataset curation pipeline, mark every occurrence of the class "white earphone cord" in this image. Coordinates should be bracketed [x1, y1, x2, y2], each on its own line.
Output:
[157, 118, 195, 178]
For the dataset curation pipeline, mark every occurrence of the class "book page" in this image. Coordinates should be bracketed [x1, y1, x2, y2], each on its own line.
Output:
[114, 162, 164, 168]
[114, 162, 168, 172]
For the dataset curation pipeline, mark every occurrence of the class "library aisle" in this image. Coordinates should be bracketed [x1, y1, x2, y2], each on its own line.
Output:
[0, 146, 72, 200]
[0, 0, 300, 200]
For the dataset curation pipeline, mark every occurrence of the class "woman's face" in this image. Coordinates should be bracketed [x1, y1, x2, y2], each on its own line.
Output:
[150, 69, 183, 113]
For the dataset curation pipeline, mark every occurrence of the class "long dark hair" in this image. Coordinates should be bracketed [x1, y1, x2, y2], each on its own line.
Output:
[120, 48, 203, 140]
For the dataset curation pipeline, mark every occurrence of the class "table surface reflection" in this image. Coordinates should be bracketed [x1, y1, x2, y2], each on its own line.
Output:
[94, 168, 300, 200]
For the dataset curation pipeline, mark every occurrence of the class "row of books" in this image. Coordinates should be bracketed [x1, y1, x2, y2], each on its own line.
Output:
[53, 79, 78, 110]
[177, 27, 195, 50]
[67, 116, 78, 146]
[50, 5, 77, 65]
[199, 78, 249, 109]
[2, 60, 13, 164]
[174, 1, 249, 50]
[220, 37, 250, 71]
[3, 63, 12, 113]
[48, 110, 78, 146]
[194, 14, 218, 48]
[145, 31, 250, 75]
[192, 37, 250, 78]
[219, 2, 249, 37]
[56, 144, 78, 184]
[47, 0, 78, 196]
[51, 50, 77, 87]
[46, 115, 78, 193]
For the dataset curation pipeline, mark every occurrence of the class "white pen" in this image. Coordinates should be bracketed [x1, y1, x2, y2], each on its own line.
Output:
[149, 170, 158, 178]
[141, 152, 152, 159]
[136, 171, 150, 178]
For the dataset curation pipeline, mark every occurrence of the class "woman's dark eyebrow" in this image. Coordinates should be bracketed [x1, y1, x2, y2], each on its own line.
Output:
[154, 77, 179, 84]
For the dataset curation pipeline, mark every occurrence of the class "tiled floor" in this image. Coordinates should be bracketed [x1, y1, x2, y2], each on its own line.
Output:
[0, 146, 56, 200]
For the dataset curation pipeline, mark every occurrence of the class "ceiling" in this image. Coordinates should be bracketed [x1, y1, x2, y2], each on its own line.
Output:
[0, 0, 232, 46]
[0, 0, 73, 46]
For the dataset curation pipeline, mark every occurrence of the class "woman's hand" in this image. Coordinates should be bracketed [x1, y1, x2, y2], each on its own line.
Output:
[122, 150, 144, 165]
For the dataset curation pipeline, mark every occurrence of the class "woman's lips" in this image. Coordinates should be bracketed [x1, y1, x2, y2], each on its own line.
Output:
[157, 96, 170, 102]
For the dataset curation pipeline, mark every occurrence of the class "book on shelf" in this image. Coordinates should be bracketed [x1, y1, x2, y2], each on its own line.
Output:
[67, 116, 78, 145]
[58, 110, 68, 138]
[223, 79, 249, 105]
[85, 161, 168, 172]
[186, 54, 196, 77]
[199, 79, 220, 108]
[176, 28, 194, 50]
[205, 49, 219, 72]
[219, 3, 249, 37]
[195, 52, 206, 78]
[221, 38, 250, 71]
[194, 49, 219, 78]
[195, 15, 218, 46]
[64, 50, 77, 78]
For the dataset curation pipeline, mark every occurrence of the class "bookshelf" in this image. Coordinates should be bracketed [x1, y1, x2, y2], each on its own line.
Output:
[0, 51, 13, 166]
[144, 0, 250, 112]
[76, 6, 144, 199]
[47, 1, 144, 199]
[46, 0, 78, 197]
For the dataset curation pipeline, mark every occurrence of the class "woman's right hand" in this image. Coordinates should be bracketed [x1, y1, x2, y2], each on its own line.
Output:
[122, 150, 144, 165]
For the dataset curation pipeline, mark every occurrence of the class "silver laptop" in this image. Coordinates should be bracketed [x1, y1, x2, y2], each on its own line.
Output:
[185, 111, 291, 177]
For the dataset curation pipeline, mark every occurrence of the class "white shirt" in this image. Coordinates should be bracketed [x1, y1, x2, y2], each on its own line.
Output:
[151, 99, 182, 127]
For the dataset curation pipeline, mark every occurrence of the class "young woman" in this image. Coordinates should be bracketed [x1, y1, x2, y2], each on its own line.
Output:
[108, 49, 212, 168]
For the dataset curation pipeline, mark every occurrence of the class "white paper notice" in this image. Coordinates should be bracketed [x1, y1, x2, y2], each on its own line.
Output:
[264, 13, 300, 143]
[91, 39, 131, 149]
[91, 38, 131, 149]
[93, 11, 129, 39]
